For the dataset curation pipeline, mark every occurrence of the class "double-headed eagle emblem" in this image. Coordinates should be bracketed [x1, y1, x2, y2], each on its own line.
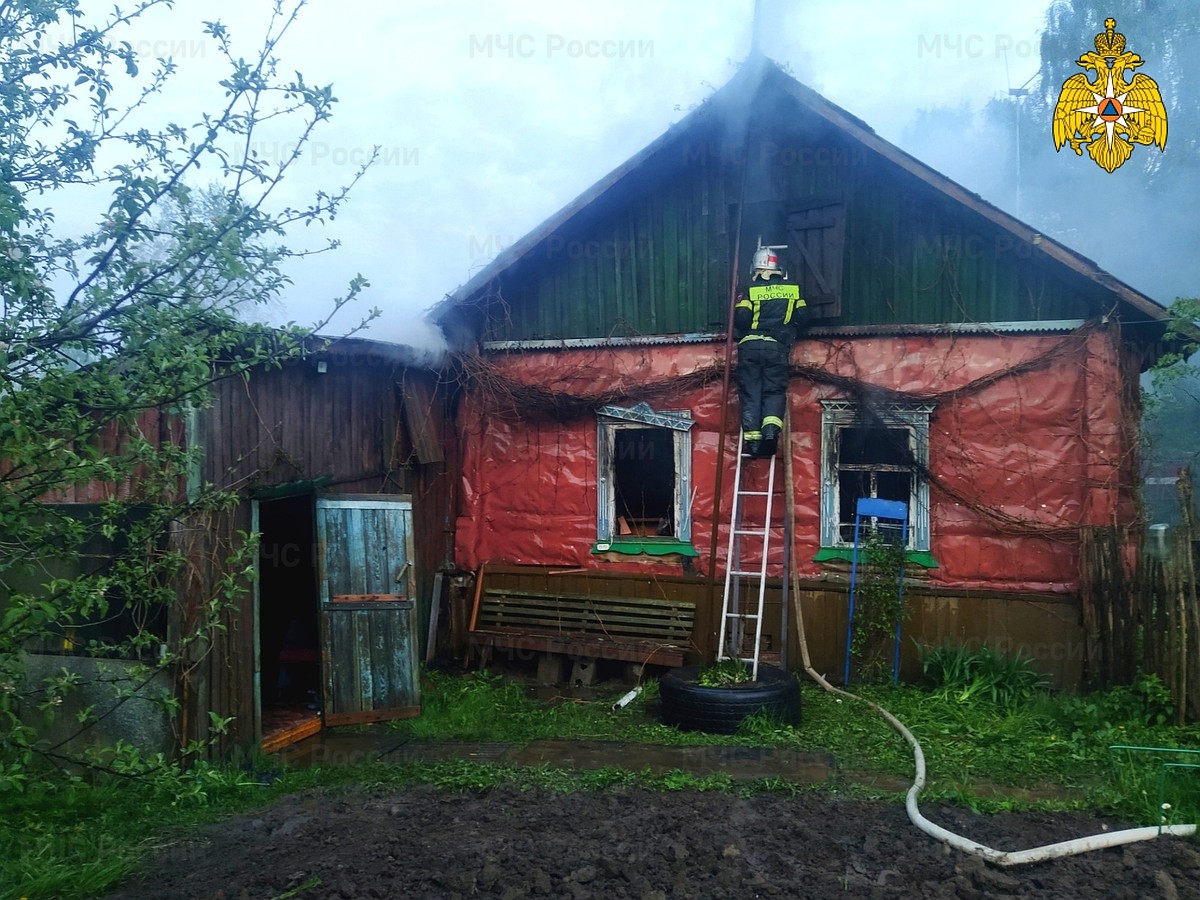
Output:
[1052, 18, 1167, 173]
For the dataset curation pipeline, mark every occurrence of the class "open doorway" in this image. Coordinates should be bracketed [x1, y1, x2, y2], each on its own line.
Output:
[257, 494, 321, 750]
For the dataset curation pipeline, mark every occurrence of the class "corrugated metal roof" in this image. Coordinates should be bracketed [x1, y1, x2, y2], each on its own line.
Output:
[481, 320, 1090, 351]
[817, 320, 1089, 337]
[314, 334, 447, 369]
[482, 332, 724, 351]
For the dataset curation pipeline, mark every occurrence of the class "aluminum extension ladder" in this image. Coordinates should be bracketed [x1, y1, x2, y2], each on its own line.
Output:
[717, 432, 787, 680]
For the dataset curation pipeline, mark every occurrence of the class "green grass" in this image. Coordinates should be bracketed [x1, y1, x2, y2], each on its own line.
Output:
[396, 670, 730, 746]
[0, 760, 287, 900]
[395, 669, 1200, 818]
[4, 667, 1200, 899]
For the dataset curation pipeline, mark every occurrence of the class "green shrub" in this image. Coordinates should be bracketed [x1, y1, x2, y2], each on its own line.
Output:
[848, 535, 910, 683]
[1043, 673, 1175, 735]
[918, 642, 1050, 709]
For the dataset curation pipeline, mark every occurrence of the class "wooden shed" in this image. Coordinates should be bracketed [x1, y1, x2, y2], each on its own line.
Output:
[434, 57, 1176, 689]
[173, 337, 454, 754]
[38, 336, 454, 756]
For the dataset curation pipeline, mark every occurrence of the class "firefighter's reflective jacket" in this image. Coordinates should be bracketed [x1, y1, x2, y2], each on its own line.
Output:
[733, 281, 808, 345]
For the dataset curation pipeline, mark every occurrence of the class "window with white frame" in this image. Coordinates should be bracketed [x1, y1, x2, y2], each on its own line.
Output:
[820, 400, 932, 551]
[595, 403, 694, 547]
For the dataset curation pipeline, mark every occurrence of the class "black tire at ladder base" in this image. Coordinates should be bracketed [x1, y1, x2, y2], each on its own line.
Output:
[658, 665, 801, 734]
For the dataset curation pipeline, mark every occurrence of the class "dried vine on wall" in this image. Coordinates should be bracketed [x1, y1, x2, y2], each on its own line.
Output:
[457, 322, 1100, 419]
[455, 320, 1114, 538]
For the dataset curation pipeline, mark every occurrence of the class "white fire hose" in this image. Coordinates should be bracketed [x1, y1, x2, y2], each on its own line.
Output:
[804, 669, 1196, 866]
[779, 416, 1196, 866]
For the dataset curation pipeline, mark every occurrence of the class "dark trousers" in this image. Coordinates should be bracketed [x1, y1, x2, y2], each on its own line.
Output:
[735, 340, 790, 441]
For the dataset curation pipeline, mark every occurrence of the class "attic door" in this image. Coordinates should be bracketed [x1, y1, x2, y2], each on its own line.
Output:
[787, 200, 846, 319]
[316, 495, 420, 725]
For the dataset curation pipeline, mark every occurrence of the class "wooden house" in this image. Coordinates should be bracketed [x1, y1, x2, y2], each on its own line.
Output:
[434, 58, 1175, 688]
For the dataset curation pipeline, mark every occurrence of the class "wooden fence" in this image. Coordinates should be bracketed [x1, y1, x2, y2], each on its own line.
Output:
[1080, 468, 1200, 723]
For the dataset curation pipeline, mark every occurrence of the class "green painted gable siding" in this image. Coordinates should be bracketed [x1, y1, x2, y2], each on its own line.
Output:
[485, 157, 734, 342]
[826, 147, 1101, 327]
[479, 116, 1106, 342]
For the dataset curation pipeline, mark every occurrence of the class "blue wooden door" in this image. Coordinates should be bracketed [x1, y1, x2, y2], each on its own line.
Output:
[316, 495, 420, 725]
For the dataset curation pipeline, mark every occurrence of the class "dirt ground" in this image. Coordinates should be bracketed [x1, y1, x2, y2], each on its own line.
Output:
[107, 784, 1200, 899]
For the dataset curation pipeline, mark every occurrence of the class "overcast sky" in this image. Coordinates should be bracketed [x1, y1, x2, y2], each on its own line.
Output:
[78, 1, 1085, 347]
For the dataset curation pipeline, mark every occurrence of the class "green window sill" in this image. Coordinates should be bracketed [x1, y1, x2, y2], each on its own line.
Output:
[813, 547, 939, 568]
[592, 539, 700, 557]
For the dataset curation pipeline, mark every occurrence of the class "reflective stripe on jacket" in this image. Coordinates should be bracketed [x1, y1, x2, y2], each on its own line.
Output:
[733, 281, 807, 344]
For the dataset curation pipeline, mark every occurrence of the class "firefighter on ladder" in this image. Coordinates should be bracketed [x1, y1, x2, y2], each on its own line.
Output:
[733, 239, 809, 459]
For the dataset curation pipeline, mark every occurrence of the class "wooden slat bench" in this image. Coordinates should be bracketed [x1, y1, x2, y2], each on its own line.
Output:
[468, 588, 695, 668]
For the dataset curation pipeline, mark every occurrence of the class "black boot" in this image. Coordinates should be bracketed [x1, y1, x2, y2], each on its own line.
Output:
[756, 437, 777, 458]
[742, 439, 761, 458]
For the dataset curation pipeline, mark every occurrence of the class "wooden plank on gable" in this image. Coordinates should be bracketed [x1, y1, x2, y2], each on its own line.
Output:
[400, 372, 444, 464]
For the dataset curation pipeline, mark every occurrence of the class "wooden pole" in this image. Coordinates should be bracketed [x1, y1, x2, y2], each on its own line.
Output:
[1176, 540, 1185, 729]
[1177, 468, 1198, 721]
[425, 572, 444, 664]
[783, 403, 812, 669]
[704, 140, 749, 661]
[1080, 527, 1102, 689]
[463, 562, 486, 667]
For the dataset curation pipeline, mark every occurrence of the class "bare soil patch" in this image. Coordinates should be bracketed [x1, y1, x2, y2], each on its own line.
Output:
[107, 784, 1200, 899]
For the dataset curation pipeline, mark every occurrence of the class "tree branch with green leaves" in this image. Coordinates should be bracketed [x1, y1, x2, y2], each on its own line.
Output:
[1, 0, 380, 787]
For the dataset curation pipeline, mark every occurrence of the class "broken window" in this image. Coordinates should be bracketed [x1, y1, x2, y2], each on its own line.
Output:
[596, 403, 694, 548]
[820, 401, 932, 551]
[612, 428, 675, 535]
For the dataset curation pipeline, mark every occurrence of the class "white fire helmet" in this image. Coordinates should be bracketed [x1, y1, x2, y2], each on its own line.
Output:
[752, 246, 781, 273]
